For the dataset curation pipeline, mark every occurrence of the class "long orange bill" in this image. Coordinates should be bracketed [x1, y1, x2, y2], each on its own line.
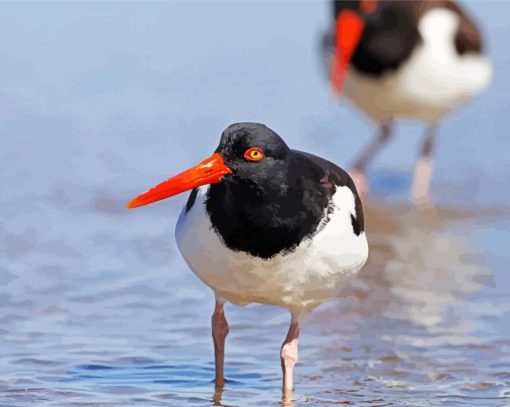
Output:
[330, 10, 365, 94]
[126, 153, 232, 209]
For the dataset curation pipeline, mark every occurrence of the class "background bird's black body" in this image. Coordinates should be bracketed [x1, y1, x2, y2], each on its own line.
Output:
[333, 0, 420, 77]
[329, 0, 485, 78]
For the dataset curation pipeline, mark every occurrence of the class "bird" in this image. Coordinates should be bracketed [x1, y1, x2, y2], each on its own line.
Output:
[321, 0, 492, 202]
[126, 122, 368, 399]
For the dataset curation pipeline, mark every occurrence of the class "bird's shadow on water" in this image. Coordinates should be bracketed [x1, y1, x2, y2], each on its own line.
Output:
[64, 362, 282, 405]
[64, 362, 271, 387]
[339, 195, 496, 329]
[300, 193, 509, 404]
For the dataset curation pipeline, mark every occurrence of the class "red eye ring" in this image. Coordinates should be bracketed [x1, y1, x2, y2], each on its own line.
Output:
[244, 146, 264, 162]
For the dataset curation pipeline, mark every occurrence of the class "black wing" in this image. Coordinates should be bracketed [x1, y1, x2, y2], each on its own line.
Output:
[292, 150, 365, 235]
[444, 0, 484, 55]
[351, 2, 420, 77]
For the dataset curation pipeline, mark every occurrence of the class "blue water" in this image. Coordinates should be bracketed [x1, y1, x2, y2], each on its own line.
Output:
[1, 1, 510, 406]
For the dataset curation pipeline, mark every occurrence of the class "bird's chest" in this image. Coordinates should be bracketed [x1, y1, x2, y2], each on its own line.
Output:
[175, 187, 368, 311]
[207, 189, 327, 260]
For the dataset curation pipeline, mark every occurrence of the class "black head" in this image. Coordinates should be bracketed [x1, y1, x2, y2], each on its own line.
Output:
[125, 122, 290, 210]
[333, 0, 360, 16]
[215, 122, 290, 184]
[332, 0, 379, 18]
[329, 0, 420, 80]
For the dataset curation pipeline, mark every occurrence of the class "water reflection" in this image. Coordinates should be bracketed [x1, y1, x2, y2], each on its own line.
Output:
[347, 201, 492, 326]
[298, 200, 507, 405]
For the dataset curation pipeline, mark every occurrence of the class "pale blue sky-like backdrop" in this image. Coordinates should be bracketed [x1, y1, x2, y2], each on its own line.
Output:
[1, 1, 508, 208]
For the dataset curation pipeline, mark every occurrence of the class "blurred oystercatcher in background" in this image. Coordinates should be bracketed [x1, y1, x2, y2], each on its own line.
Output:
[127, 123, 368, 399]
[322, 0, 492, 202]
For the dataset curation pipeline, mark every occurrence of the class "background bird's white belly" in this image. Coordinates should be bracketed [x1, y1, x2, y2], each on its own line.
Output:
[343, 8, 492, 124]
[175, 187, 368, 312]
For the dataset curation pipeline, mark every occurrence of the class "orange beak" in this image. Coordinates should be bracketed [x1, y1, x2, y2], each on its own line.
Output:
[126, 153, 232, 209]
[330, 10, 365, 94]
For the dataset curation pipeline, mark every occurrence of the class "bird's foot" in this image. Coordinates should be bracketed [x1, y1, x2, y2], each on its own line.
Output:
[281, 339, 298, 400]
[349, 169, 368, 197]
[212, 386, 223, 405]
[410, 158, 434, 206]
[281, 393, 296, 406]
[411, 193, 432, 207]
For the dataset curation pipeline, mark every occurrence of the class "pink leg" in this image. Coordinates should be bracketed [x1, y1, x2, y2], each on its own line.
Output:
[350, 122, 393, 196]
[281, 317, 300, 400]
[211, 301, 229, 388]
[411, 125, 437, 204]
[348, 169, 369, 198]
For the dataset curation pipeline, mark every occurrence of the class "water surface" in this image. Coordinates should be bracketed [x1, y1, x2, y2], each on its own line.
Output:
[1, 179, 509, 406]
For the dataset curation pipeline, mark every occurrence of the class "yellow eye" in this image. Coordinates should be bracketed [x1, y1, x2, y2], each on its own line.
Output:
[244, 146, 264, 162]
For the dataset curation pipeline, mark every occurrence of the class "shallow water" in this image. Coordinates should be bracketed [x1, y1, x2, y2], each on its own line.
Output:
[1, 172, 510, 406]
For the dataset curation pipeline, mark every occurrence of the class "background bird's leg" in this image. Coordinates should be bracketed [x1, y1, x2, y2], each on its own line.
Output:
[411, 125, 437, 204]
[350, 122, 393, 196]
[281, 315, 301, 400]
[211, 300, 229, 388]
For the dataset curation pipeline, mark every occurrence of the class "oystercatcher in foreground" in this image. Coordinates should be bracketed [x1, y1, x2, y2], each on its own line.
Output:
[127, 123, 368, 398]
[322, 0, 492, 202]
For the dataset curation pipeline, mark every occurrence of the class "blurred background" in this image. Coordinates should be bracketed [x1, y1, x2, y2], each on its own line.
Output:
[1, 1, 509, 406]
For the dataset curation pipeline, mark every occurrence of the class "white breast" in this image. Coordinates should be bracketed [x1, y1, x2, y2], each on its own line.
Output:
[175, 186, 368, 313]
[343, 8, 492, 124]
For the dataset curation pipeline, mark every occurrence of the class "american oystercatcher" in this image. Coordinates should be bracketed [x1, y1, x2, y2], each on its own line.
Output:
[127, 123, 368, 398]
[322, 0, 492, 202]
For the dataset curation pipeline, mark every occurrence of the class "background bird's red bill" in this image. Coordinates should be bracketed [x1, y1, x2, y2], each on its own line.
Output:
[331, 10, 365, 94]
